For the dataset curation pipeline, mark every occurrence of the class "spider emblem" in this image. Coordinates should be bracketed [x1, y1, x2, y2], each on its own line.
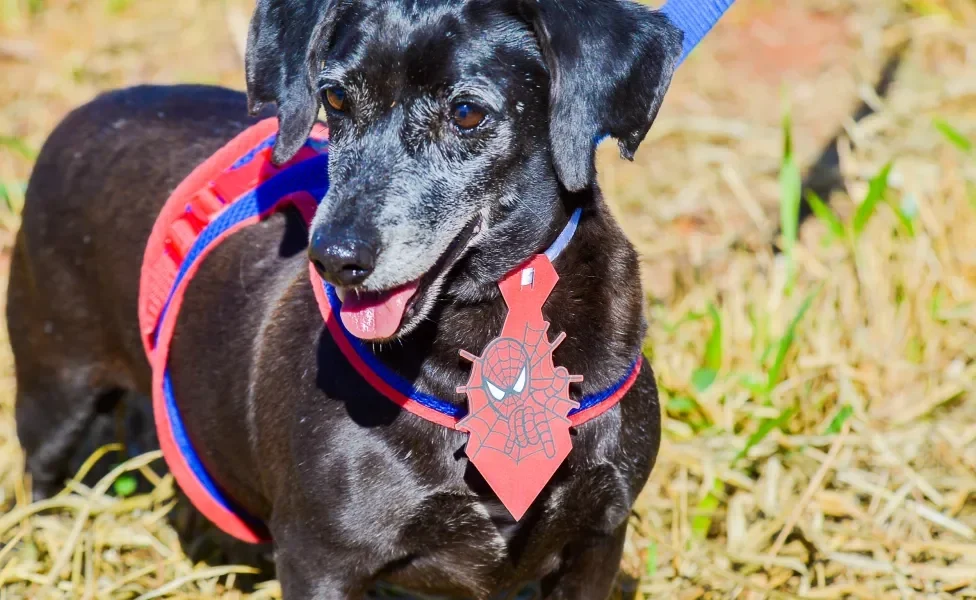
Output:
[460, 333, 579, 462]
[482, 339, 529, 406]
[456, 254, 583, 520]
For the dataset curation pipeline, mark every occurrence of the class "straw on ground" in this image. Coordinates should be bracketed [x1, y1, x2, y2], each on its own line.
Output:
[1, 0, 974, 598]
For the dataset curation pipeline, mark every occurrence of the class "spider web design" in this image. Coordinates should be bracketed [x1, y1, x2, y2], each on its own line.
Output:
[458, 322, 582, 465]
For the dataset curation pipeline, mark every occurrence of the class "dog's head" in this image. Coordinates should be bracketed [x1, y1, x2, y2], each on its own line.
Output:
[246, 0, 681, 341]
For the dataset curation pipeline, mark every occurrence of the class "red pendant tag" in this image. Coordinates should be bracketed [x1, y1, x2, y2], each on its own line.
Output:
[457, 254, 583, 520]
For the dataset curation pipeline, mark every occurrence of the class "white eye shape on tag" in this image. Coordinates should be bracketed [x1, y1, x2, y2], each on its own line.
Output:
[486, 380, 506, 401]
[513, 367, 527, 393]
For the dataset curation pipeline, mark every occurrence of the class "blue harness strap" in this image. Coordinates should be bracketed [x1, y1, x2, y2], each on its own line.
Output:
[661, 0, 735, 64]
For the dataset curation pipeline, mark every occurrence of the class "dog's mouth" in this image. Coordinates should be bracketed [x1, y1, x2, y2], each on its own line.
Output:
[335, 216, 483, 341]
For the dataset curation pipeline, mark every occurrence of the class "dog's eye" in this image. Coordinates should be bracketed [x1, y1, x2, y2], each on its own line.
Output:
[451, 102, 486, 130]
[325, 87, 347, 112]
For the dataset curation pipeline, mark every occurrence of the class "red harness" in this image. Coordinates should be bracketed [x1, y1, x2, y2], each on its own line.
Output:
[139, 120, 640, 543]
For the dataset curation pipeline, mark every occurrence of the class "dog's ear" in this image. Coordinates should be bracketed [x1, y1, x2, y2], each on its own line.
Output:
[246, 0, 337, 165]
[520, 0, 682, 191]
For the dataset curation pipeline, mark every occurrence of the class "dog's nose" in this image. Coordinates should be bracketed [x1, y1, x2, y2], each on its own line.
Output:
[309, 231, 378, 287]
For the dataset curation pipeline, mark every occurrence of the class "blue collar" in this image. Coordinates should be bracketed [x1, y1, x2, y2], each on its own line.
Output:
[545, 207, 582, 261]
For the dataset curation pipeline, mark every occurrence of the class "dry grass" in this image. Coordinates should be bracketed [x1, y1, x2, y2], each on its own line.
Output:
[2, 0, 976, 598]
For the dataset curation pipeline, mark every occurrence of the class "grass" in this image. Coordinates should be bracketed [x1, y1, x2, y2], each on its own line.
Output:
[1, 0, 976, 598]
[778, 97, 802, 293]
[934, 118, 973, 156]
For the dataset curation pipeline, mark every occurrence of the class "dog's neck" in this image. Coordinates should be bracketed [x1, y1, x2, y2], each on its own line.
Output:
[368, 189, 646, 405]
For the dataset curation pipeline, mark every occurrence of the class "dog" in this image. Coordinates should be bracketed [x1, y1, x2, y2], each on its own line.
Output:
[8, 0, 682, 597]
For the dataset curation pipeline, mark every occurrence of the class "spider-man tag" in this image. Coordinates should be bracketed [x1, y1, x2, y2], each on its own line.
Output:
[457, 254, 582, 520]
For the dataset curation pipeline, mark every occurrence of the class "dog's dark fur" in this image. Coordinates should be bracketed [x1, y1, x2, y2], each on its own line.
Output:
[9, 0, 682, 597]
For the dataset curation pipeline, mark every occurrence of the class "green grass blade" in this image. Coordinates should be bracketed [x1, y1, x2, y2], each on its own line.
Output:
[824, 404, 854, 435]
[805, 190, 845, 239]
[890, 192, 919, 238]
[704, 303, 723, 372]
[737, 372, 768, 396]
[0, 136, 36, 161]
[691, 368, 717, 393]
[690, 303, 724, 393]
[781, 98, 794, 163]
[852, 162, 893, 239]
[934, 118, 972, 154]
[691, 479, 722, 539]
[779, 108, 802, 261]
[667, 394, 712, 432]
[107, 0, 133, 15]
[0, 179, 26, 216]
[660, 310, 705, 334]
[644, 542, 658, 579]
[667, 395, 700, 415]
[892, 205, 916, 237]
[735, 407, 797, 463]
[767, 290, 817, 394]
[780, 157, 802, 249]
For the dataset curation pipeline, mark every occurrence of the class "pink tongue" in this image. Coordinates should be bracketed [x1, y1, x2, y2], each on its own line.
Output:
[339, 282, 420, 340]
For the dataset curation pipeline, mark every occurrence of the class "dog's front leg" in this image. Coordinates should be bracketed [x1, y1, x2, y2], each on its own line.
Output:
[539, 523, 628, 600]
[272, 521, 373, 600]
[275, 544, 371, 600]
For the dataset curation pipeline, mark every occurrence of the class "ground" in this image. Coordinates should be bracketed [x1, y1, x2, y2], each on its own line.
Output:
[1, 0, 975, 598]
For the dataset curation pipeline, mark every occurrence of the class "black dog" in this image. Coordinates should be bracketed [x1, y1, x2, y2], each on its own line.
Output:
[9, 0, 681, 597]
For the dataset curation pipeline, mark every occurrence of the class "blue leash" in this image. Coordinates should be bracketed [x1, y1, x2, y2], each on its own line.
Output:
[661, 0, 735, 65]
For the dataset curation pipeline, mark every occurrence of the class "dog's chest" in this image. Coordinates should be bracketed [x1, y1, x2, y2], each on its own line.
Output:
[379, 491, 559, 594]
[347, 455, 626, 596]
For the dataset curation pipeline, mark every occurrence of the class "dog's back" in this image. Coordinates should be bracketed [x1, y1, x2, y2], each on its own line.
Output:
[9, 85, 260, 497]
